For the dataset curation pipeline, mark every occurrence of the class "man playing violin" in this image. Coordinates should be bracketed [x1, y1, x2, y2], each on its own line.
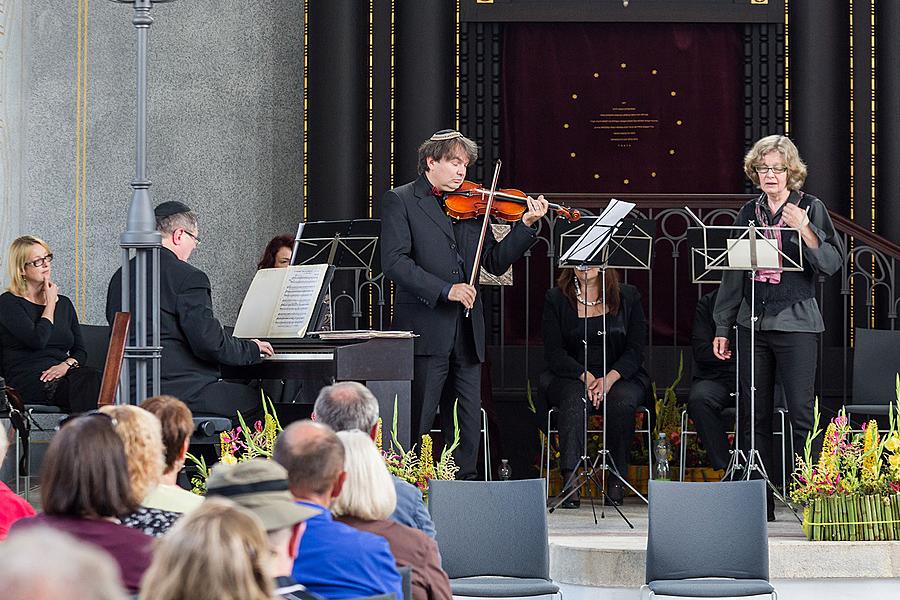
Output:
[381, 129, 549, 479]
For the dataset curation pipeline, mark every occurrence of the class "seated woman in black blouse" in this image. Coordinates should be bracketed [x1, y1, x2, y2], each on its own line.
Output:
[542, 266, 650, 507]
[0, 236, 100, 412]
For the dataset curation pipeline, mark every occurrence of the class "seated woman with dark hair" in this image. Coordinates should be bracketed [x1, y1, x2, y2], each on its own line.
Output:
[0, 236, 101, 412]
[258, 234, 295, 270]
[10, 412, 154, 593]
[542, 267, 650, 508]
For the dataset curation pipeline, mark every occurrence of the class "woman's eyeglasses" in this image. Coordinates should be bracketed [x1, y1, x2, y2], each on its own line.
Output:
[754, 165, 788, 174]
[25, 254, 54, 269]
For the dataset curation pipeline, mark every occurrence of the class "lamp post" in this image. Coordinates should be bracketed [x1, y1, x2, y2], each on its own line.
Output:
[111, 0, 175, 404]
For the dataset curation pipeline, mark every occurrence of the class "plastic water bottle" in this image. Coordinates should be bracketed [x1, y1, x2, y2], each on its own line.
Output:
[654, 433, 671, 480]
[498, 459, 512, 481]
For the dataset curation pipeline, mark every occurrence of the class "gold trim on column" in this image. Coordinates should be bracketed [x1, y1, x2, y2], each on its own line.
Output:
[870, 0, 876, 326]
[303, 1, 309, 221]
[848, 0, 856, 340]
[455, 0, 460, 129]
[74, 0, 89, 317]
[369, 0, 374, 219]
[784, 0, 790, 136]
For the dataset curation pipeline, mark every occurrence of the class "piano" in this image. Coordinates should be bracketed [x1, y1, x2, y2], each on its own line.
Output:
[220, 337, 414, 449]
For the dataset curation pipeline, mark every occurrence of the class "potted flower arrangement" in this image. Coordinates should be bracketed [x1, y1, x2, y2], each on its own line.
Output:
[187, 394, 459, 499]
[791, 380, 900, 541]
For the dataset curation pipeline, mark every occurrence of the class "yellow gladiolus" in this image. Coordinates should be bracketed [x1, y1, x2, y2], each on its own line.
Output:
[885, 436, 900, 453]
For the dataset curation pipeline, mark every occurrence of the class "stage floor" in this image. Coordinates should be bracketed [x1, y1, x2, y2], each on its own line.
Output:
[547, 498, 900, 599]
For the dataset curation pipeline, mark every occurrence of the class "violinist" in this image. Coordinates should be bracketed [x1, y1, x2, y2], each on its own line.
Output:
[381, 129, 549, 479]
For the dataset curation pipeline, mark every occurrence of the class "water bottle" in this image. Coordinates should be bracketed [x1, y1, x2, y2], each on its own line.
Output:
[654, 433, 671, 480]
[498, 459, 512, 481]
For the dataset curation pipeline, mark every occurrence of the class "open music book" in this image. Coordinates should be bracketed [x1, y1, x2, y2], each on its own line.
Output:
[234, 264, 334, 338]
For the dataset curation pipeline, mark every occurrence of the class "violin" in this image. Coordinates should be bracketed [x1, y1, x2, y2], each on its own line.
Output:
[444, 180, 581, 222]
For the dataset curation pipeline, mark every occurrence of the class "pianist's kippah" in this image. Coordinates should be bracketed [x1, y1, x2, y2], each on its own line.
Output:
[154, 201, 192, 218]
[430, 129, 463, 142]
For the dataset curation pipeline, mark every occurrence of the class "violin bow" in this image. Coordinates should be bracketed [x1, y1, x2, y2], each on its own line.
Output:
[465, 159, 502, 318]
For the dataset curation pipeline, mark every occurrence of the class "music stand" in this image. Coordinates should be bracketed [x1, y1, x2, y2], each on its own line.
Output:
[549, 201, 654, 526]
[686, 207, 803, 521]
[290, 220, 380, 331]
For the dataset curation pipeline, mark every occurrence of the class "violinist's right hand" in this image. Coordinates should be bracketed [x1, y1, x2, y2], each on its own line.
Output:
[448, 283, 477, 310]
[713, 337, 732, 361]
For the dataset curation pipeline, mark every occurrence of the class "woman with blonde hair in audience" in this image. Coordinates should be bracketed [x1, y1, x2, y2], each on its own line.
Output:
[334, 430, 451, 600]
[0, 235, 101, 412]
[10, 412, 153, 593]
[140, 497, 275, 600]
[140, 394, 204, 514]
[100, 404, 181, 536]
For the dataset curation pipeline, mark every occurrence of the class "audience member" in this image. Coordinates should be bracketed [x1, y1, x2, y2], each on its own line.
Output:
[207, 458, 325, 600]
[334, 430, 451, 600]
[687, 289, 736, 471]
[257, 234, 295, 269]
[313, 381, 436, 538]
[0, 526, 127, 600]
[140, 497, 275, 600]
[106, 201, 274, 419]
[100, 404, 181, 536]
[0, 424, 36, 540]
[0, 235, 101, 412]
[140, 395, 204, 514]
[11, 412, 153, 593]
[273, 420, 403, 600]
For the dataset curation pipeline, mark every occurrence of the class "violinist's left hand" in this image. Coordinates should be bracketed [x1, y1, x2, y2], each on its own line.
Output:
[521, 194, 549, 227]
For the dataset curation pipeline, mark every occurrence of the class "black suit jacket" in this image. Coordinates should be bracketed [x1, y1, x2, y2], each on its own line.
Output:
[381, 175, 537, 360]
[106, 247, 262, 403]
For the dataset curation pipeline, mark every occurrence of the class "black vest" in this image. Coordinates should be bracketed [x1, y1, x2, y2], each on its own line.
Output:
[739, 192, 817, 318]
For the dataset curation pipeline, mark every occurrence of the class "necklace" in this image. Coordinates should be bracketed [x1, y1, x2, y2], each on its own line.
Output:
[573, 277, 602, 306]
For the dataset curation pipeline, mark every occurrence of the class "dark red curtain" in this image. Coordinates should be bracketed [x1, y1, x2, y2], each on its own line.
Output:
[498, 23, 745, 345]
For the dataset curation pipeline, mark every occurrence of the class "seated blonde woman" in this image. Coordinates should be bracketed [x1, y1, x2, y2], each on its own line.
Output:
[140, 497, 275, 600]
[100, 404, 181, 536]
[140, 395, 204, 514]
[333, 430, 451, 600]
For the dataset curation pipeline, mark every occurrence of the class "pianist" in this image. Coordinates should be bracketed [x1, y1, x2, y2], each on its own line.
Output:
[106, 201, 274, 418]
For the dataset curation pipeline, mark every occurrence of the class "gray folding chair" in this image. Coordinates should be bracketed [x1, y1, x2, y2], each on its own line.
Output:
[642, 479, 776, 599]
[429, 479, 560, 598]
[846, 328, 900, 421]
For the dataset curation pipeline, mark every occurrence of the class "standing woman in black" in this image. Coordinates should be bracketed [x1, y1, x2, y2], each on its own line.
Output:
[0, 236, 100, 412]
[542, 267, 650, 507]
[712, 135, 842, 520]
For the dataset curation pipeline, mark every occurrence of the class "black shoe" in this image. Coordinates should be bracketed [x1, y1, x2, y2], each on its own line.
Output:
[604, 478, 625, 506]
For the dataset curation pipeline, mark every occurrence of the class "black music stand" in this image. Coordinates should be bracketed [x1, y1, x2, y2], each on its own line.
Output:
[686, 207, 803, 522]
[549, 204, 654, 526]
[290, 220, 380, 331]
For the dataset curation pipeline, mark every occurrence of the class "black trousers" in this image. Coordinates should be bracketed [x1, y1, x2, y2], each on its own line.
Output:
[687, 379, 734, 470]
[42, 366, 102, 413]
[194, 380, 266, 426]
[547, 375, 644, 482]
[737, 327, 818, 481]
[412, 313, 482, 480]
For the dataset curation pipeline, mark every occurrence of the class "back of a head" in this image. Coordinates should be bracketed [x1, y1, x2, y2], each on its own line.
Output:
[332, 430, 397, 521]
[101, 404, 166, 501]
[273, 420, 345, 498]
[313, 381, 379, 433]
[140, 497, 273, 600]
[1, 526, 127, 600]
[140, 395, 194, 474]
[41, 415, 137, 518]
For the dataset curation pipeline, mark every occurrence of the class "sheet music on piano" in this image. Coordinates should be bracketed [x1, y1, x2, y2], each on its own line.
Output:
[234, 264, 334, 338]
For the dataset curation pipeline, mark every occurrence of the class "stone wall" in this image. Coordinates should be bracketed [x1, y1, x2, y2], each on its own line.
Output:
[3, 0, 304, 325]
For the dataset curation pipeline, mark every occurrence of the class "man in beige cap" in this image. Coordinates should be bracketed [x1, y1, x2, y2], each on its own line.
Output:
[207, 458, 323, 600]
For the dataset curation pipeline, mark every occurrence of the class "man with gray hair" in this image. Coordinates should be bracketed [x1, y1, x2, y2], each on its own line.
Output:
[106, 201, 273, 417]
[314, 381, 436, 538]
